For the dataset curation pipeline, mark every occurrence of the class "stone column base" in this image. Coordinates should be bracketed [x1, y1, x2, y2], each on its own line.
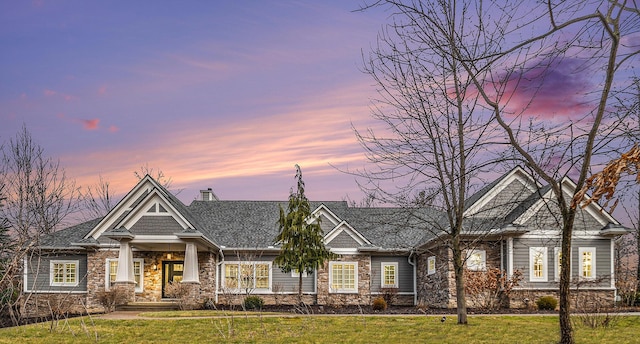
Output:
[181, 281, 201, 310]
[112, 281, 136, 304]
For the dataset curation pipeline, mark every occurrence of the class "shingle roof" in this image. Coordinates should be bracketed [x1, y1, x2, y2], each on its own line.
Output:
[39, 218, 102, 248]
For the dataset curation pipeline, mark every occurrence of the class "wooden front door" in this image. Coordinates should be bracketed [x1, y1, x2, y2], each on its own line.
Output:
[162, 261, 184, 298]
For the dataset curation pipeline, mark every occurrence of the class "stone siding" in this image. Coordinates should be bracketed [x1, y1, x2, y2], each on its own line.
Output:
[317, 255, 372, 306]
[509, 289, 616, 310]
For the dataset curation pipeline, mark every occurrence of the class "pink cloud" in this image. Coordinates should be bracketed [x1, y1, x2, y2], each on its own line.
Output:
[108, 125, 120, 133]
[98, 86, 108, 96]
[81, 119, 100, 130]
[496, 58, 593, 119]
[44, 89, 56, 96]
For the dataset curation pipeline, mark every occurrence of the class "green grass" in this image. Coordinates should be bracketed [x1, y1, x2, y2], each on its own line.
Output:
[138, 309, 289, 317]
[1, 314, 640, 343]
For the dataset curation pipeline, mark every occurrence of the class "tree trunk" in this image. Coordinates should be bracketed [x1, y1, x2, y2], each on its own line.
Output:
[636, 190, 640, 293]
[452, 237, 468, 324]
[559, 214, 575, 344]
[298, 273, 303, 304]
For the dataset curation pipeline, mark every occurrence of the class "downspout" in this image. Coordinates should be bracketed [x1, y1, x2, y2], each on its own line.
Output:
[408, 250, 417, 306]
[215, 249, 225, 304]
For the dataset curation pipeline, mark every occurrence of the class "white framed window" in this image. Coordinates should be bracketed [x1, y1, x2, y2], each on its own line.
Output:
[427, 256, 436, 275]
[50, 260, 79, 287]
[381, 262, 398, 288]
[106, 258, 144, 293]
[579, 247, 596, 279]
[465, 250, 486, 271]
[291, 269, 309, 278]
[223, 262, 271, 290]
[554, 247, 562, 281]
[529, 247, 548, 282]
[329, 261, 358, 293]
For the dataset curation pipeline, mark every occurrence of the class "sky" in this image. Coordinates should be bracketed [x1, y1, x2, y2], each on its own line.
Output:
[0, 1, 637, 227]
[0, 1, 387, 204]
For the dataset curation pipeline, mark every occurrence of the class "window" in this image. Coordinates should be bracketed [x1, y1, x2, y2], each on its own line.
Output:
[224, 264, 239, 288]
[223, 262, 271, 290]
[466, 250, 486, 271]
[329, 261, 357, 293]
[381, 262, 398, 288]
[106, 258, 143, 293]
[554, 247, 562, 281]
[291, 269, 308, 278]
[427, 256, 436, 275]
[50, 260, 79, 287]
[579, 247, 596, 279]
[529, 247, 548, 282]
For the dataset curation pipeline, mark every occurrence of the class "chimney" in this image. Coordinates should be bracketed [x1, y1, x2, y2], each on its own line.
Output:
[200, 188, 219, 201]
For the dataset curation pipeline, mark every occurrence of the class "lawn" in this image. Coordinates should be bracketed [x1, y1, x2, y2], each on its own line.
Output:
[1, 314, 639, 343]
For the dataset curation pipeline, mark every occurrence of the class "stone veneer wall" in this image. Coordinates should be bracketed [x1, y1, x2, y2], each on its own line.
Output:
[508, 289, 616, 309]
[86, 249, 118, 311]
[316, 254, 372, 306]
[417, 246, 451, 308]
[417, 241, 503, 309]
[85, 249, 217, 309]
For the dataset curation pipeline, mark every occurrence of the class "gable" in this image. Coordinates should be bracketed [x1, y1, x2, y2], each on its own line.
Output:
[324, 221, 371, 250]
[86, 176, 194, 240]
[465, 167, 539, 218]
[117, 192, 192, 232]
[129, 216, 184, 235]
[326, 230, 360, 248]
[514, 178, 617, 230]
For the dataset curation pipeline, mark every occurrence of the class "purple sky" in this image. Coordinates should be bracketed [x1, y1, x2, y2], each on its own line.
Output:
[1, 1, 637, 227]
[1, 1, 387, 203]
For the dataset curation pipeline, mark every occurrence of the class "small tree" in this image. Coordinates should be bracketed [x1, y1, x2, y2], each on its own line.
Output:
[274, 165, 334, 303]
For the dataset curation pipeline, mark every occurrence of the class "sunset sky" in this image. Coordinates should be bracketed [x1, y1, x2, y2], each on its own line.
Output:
[1, 1, 637, 226]
[1, 1, 387, 203]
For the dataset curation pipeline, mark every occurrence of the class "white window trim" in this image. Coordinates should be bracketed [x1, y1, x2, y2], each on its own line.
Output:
[465, 249, 486, 271]
[106, 258, 144, 293]
[50, 260, 79, 287]
[328, 261, 358, 293]
[222, 261, 272, 291]
[579, 247, 596, 280]
[380, 262, 398, 288]
[554, 247, 574, 281]
[427, 256, 436, 275]
[529, 247, 548, 282]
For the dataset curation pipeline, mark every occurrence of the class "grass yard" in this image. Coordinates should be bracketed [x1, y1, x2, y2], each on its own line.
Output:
[1, 314, 640, 343]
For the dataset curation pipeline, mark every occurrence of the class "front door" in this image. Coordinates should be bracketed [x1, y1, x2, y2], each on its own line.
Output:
[162, 261, 184, 298]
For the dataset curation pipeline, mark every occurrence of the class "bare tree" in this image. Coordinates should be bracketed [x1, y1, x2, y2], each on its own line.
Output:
[362, 1, 638, 342]
[0, 125, 80, 326]
[134, 163, 181, 195]
[80, 174, 114, 220]
[0, 125, 79, 240]
[356, 1, 506, 324]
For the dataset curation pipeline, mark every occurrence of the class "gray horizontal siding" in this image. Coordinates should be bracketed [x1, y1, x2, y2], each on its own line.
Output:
[513, 238, 611, 288]
[25, 254, 88, 292]
[371, 256, 414, 293]
[220, 255, 314, 293]
[327, 231, 359, 248]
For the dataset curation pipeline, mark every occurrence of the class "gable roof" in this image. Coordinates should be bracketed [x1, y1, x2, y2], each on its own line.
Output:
[43, 170, 625, 252]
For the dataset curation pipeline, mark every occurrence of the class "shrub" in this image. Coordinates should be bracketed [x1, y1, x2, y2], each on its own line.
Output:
[243, 295, 264, 310]
[536, 296, 558, 310]
[96, 288, 128, 313]
[372, 296, 387, 311]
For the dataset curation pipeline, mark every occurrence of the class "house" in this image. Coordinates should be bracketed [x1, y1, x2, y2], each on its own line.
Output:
[22, 167, 629, 314]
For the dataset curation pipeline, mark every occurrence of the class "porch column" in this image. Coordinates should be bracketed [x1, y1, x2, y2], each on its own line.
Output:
[115, 239, 135, 283]
[113, 238, 136, 304]
[182, 241, 200, 283]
